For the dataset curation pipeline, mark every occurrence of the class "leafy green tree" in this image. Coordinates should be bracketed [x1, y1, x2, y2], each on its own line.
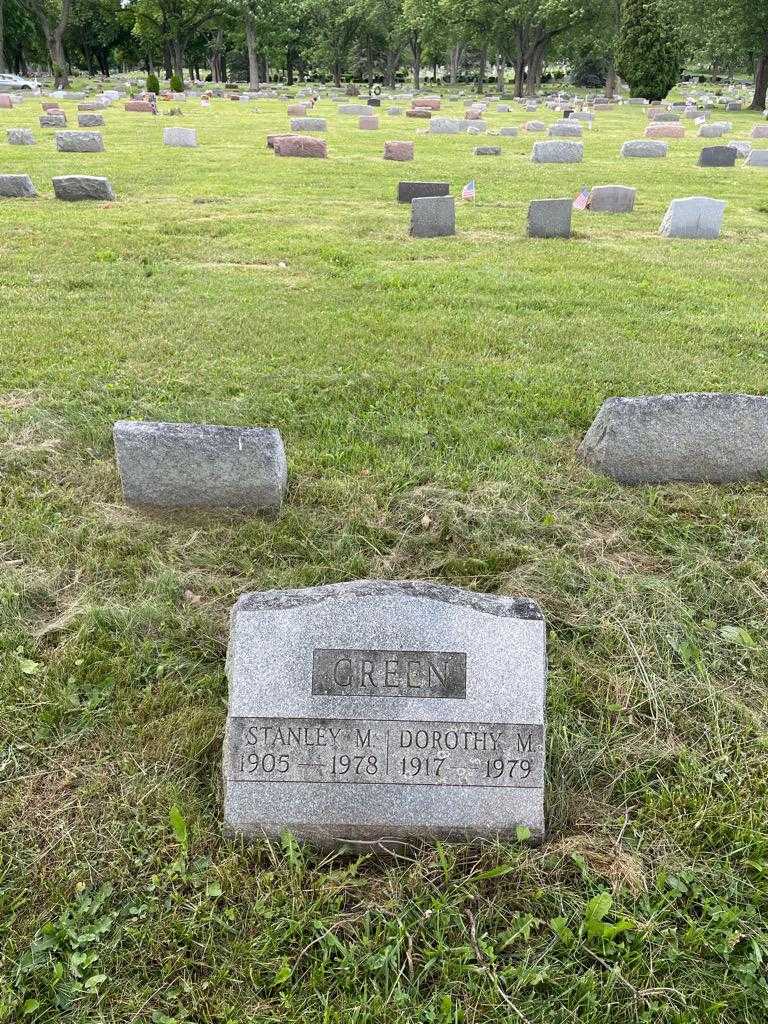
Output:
[147, 69, 159, 89]
[311, 0, 357, 85]
[615, 0, 681, 100]
[22, 0, 72, 85]
[129, 0, 225, 82]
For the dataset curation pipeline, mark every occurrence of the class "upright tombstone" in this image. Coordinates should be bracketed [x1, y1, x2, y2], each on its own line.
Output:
[659, 196, 725, 239]
[588, 185, 636, 213]
[746, 150, 768, 167]
[579, 393, 768, 484]
[78, 113, 105, 128]
[397, 180, 450, 203]
[0, 174, 37, 198]
[531, 140, 583, 163]
[383, 141, 414, 161]
[620, 139, 667, 158]
[52, 175, 115, 201]
[697, 145, 736, 167]
[163, 127, 198, 147]
[527, 198, 572, 238]
[223, 580, 546, 847]
[55, 131, 104, 152]
[113, 420, 287, 511]
[410, 195, 456, 238]
[7, 128, 35, 145]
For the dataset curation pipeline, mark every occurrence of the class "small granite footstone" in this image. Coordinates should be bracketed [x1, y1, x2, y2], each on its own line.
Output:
[55, 131, 104, 152]
[474, 145, 500, 155]
[697, 145, 736, 167]
[579, 393, 768, 484]
[223, 580, 546, 848]
[0, 174, 37, 198]
[410, 195, 455, 237]
[527, 198, 572, 238]
[398, 180, 450, 203]
[588, 185, 636, 213]
[659, 196, 725, 239]
[113, 420, 287, 511]
[52, 175, 115, 201]
[7, 129, 35, 145]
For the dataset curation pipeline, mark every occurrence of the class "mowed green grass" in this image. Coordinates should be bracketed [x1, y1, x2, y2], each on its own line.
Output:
[1, 90, 768, 1023]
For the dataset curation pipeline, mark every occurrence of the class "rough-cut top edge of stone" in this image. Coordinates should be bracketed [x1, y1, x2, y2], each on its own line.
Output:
[233, 580, 543, 620]
[597, 391, 758, 410]
[113, 419, 283, 439]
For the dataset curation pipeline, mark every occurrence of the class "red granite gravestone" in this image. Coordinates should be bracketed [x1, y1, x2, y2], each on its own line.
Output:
[384, 141, 414, 161]
[273, 135, 327, 158]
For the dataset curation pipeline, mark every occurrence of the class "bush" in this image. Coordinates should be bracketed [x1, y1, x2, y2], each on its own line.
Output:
[169, 73, 184, 93]
[146, 72, 160, 94]
[616, 0, 681, 101]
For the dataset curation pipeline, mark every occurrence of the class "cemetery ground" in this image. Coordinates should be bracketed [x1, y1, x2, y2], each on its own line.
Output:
[1, 92, 768, 1023]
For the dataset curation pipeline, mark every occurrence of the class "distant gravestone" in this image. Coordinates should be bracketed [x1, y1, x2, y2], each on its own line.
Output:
[358, 116, 379, 129]
[398, 180, 450, 203]
[290, 117, 326, 132]
[52, 175, 115, 201]
[113, 421, 287, 511]
[273, 135, 327, 158]
[338, 104, 371, 115]
[0, 94, 12, 110]
[163, 127, 198, 147]
[7, 128, 35, 145]
[588, 185, 636, 213]
[55, 131, 104, 152]
[645, 123, 685, 139]
[40, 114, 66, 127]
[548, 120, 582, 137]
[410, 195, 456, 238]
[752, 125, 768, 139]
[384, 141, 414, 161]
[698, 124, 724, 138]
[524, 120, 546, 132]
[125, 100, 154, 112]
[580, 393, 768, 484]
[430, 117, 462, 134]
[697, 145, 736, 167]
[531, 140, 583, 163]
[527, 198, 572, 238]
[406, 109, 431, 119]
[387, 107, 403, 116]
[223, 580, 546, 847]
[727, 140, 751, 159]
[659, 196, 725, 239]
[0, 174, 37, 198]
[620, 139, 667, 158]
[78, 113, 105, 128]
[474, 145, 500, 155]
[499, 126, 518, 136]
[745, 149, 768, 167]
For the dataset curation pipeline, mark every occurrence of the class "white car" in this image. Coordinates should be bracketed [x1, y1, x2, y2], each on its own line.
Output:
[0, 73, 40, 93]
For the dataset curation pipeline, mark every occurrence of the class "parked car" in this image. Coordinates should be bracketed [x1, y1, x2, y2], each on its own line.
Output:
[0, 73, 40, 92]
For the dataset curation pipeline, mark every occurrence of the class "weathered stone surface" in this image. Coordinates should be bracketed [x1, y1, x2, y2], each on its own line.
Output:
[413, 97, 440, 110]
[727, 140, 751, 159]
[52, 175, 115, 201]
[524, 120, 546, 131]
[579, 393, 768, 484]
[527, 198, 572, 238]
[410, 195, 455, 238]
[752, 124, 768, 139]
[286, 103, 308, 116]
[7, 128, 35, 145]
[651, 112, 680, 122]
[387, 107, 403, 115]
[620, 139, 667, 158]
[338, 104, 370, 115]
[698, 124, 724, 137]
[430, 117, 462, 133]
[358, 115, 379, 129]
[0, 174, 36, 198]
[588, 184, 636, 213]
[55, 130, 104, 152]
[406, 108, 431, 119]
[474, 145, 500, 155]
[383, 140, 414, 161]
[498, 126, 518, 136]
[125, 100, 154, 112]
[223, 580, 546, 847]
[77, 113, 105, 128]
[273, 134, 327, 158]
[746, 149, 768, 167]
[697, 145, 736, 167]
[645, 123, 685, 139]
[531, 140, 583, 163]
[40, 114, 66, 127]
[548, 120, 582, 137]
[290, 117, 326, 132]
[113, 420, 287, 511]
[496, 103, 510, 112]
[659, 196, 725, 239]
[163, 126, 197, 147]
[466, 122, 487, 134]
[397, 180, 450, 203]
[0, 94, 12, 109]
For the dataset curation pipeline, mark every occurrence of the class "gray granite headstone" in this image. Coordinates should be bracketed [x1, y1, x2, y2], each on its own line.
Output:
[531, 140, 583, 163]
[290, 117, 326, 132]
[548, 120, 582, 137]
[0, 174, 37, 198]
[52, 175, 115, 201]
[40, 114, 66, 127]
[7, 128, 35, 145]
[410, 195, 455, 238]
[580, 393, 768, 484]
[697, 145, 736, 167]
[474, 145, 500, 155]
[163, 127, 198, 147]
[55, 131, 104, 152]
[397, 180, 450, 203]
[746, 150, 768, 167]
[620, 139, 667, 158]
[527, 198, 572, 238]
[588, 185, 636, 213]
[659, 196, 725, 239]
[223, 580, 546, 847]
[78, 113, 105, 128]
[499, 126, 518, 136]
[113, 420, 287, 511]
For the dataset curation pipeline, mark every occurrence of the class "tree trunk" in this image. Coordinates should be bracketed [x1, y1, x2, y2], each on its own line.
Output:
[476, 45, 486, 94]
[496, 53, 504, 93]
[332, 59, 341, 87]
[170, 38, 184, 81]
[366, 39, 373, 90]
[604, 60, 616, 98]
[210, 28, 223, 83]
[0, 0, 6, 73]
[750, 41, 768, 110]
[163, 45, 172, 80]
[449, 45, 460, 85]
[245, 14, 259, 89]
[409, 31, 420, 90]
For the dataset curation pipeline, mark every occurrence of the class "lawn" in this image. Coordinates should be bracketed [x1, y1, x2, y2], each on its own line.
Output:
[1, 89, 768, 1023]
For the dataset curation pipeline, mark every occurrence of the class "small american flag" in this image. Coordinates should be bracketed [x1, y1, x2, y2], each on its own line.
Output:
[461, 179, 476, 201]
[573, 186, 591, 210]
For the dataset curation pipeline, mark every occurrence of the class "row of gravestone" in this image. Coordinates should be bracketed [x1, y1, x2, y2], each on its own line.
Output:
[6, 126, 199, 148]
[110, 393, 768, 848]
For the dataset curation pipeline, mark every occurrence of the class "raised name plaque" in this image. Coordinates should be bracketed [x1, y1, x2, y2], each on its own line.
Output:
[223, 580, 546, 847]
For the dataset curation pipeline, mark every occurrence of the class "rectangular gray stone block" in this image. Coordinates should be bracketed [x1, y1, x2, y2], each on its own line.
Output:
[397, 180, 450, 203]
[410, 195, 456, 238]
[531, 140, 583, 163]
[620, 139, 667, 158]
[474, 145, 500, 155]
[527, 198, 572, 238]
[548, 120, 582, 137]
[163, 127, 198, 147]
[499, 126, 518, 136]
[78, 113, 105, 128]
[7, 128, 35, 145]
[40, 114, 66, 127]
[429, 117, 462, 134]
[0, 174, 37, 198]
[579, 393, 768, 484]
[52, 175, 115, 201]
[588, 185, 636, 213]
[659, 196, 725, 239]
[697, 145, 736, 167]
[290, 117, 326, 131]
[55, 131, 104, 152]
[113, 420, 287, 511]
[746, 149, 768, 167]
[223, 580, 546, 848]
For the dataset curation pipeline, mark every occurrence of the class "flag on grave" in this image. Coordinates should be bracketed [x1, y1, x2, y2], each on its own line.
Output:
[461, 179, 476, 201]
[573, 186, 591, 210]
